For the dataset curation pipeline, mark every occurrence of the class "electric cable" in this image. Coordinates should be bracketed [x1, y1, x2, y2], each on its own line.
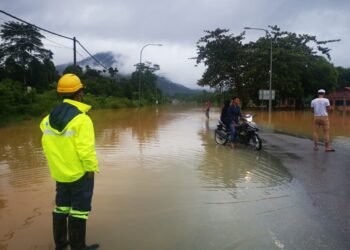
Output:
[0, 9, 110, 70]
[76, 40, 109, 70]
[0, 9, 72, 40]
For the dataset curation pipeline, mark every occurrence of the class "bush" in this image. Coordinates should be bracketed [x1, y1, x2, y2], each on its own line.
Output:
[27, 91, 59, 116]
[82, 93, 103, 109]
[0, 79, 24, 119]
[83, 94, 137, 109]
[104, 96, 135, 109]
[0, 79, 60, 120]
[0, 77, 148, 124]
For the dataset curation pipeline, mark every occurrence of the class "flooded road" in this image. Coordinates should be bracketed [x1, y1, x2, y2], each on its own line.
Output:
[0, 106, 349, 249]
[252, 109, 350, 140]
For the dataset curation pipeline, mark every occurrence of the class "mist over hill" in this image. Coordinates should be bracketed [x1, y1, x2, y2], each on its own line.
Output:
[56, 51, 200, 96]
[56, 51, 121, 74]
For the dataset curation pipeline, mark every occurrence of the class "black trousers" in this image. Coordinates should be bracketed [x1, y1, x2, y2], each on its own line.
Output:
[54, 172, 94, 219]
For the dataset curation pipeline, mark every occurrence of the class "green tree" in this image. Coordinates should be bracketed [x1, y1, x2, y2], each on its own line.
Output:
[268, 26, 338, 107]
[336, 67, 350, 90]
[63, 64, 83, 77]
[196, 26, 339, 108]
[108, 67, 118, 78]
[131, 62, 160, 103]
[301, 56, 338, 99]
[0, 21, 53, 89]
[0, 79, 23, 118]
[196, 29, 246, 95]
[27, 58, 58, 92]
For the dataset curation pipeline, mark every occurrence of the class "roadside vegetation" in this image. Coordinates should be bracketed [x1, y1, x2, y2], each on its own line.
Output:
[1, 21, 350, 123]
[0, 21, 168, 122]
[195, 26, 350, 108]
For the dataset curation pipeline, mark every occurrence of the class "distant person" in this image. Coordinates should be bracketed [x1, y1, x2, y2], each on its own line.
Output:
[311, 89, 335, 152]
[205, 100, 211, 119]
[40, 73, 100, 249]
[227, 97, 243, 148]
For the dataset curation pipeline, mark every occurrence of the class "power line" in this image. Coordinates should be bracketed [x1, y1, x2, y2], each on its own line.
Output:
[0, 9, 110, 70]
[0, 9, 72, 40]
[43, 37, 72, 50]
[76, 50, 86, 60]
[42, 43, 71, 49]
[76, 40, 109, 70]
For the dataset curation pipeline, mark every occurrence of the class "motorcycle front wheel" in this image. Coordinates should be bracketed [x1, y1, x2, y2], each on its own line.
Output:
[215, 129, 227, 145]
[251, 133, 262, 150]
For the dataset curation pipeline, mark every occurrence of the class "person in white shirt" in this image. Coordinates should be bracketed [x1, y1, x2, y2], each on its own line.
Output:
[311, 89, 335, 152]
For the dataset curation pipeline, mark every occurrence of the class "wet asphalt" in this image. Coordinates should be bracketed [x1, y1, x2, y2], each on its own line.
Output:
[261, 130, 350, 249]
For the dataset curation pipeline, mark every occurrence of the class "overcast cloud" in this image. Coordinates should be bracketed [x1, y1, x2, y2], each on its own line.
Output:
[1, 0, 349, 88]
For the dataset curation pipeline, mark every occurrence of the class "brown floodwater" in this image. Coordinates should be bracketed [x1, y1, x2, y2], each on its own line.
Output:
[252, 109, 350, 139]
[0, 106, 349, 249]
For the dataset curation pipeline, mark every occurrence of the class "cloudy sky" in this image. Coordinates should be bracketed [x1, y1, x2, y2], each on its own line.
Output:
[1, 0, 349, 88]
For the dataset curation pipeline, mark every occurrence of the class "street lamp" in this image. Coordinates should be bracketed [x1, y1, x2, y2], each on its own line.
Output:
[244, 27, 273, 116]
[138, 43, 163, 108]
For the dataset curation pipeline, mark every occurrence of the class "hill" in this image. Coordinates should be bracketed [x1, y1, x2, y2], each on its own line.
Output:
[56, 51, 200, 96]
[56, 51, 120, 74]
[156, 76, 198, 96]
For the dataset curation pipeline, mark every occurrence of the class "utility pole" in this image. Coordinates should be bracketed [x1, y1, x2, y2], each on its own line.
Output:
[138, 43, 163, 108]
[73, 36, 77, 66]
[244, 27, 273, 121]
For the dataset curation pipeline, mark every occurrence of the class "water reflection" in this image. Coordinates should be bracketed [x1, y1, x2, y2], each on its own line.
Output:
[197, 118, 292, 202]
[0, 121, 48, 189]
[92, 106, 203, 169]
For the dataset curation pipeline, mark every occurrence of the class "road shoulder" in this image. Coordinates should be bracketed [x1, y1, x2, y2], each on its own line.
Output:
[262, 131, 350, 248]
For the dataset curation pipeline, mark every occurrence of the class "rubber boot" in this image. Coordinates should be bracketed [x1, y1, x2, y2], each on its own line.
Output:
[53, 213, 69, 250]
[68, 216, 99, 250]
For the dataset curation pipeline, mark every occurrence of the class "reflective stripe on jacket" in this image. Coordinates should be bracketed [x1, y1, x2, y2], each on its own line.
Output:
[40, 99, 99, 183]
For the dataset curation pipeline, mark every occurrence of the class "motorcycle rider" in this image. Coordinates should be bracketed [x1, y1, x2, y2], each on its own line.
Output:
[220, 100, 231, 127]
[227, 97, 243, 148]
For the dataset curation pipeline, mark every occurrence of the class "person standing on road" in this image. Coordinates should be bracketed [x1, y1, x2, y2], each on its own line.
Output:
[311, 89, 335, 152]
[227, 97, 243, 148]
[40, 73, 100, 250]
[205, 100, 211, 119]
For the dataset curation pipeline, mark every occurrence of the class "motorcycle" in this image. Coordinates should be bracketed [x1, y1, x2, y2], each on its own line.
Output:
[215, 114, 262, 150]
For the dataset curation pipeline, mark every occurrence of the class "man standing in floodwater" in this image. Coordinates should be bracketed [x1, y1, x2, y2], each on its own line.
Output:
[40, 73, 100, 250]
[311, 89, 335, 152]
[205, 100, 211, 119]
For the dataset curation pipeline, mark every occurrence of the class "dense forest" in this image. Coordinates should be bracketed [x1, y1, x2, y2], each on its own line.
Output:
[1, 21, 350, 122]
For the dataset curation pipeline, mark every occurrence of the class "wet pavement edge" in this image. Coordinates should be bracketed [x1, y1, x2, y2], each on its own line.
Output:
[261, 130, 350, 248]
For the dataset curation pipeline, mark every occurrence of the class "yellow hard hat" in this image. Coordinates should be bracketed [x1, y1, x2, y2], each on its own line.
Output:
[57, 73, 84, 94]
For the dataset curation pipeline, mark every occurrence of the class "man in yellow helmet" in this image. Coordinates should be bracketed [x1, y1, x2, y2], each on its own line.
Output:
[40, 73, 99, 250]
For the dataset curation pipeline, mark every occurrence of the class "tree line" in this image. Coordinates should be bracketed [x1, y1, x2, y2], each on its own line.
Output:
[0, 21, 166, 121]
[1, 21, 350, 122]
[195, 26, 350, 108]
